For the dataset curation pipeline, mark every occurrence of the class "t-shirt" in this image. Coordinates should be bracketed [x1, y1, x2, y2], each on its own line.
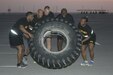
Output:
[56, 14, 75, 24]
[31, 15, 44, 27]
[78, 24, 96, 39]
[43, 12, 54, 20]
[12, 17, 31, 35]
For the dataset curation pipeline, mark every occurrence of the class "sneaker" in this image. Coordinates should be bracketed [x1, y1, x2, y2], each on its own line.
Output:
[88, 60, 94, 66]
[33, 61, 36, 64]
[22, 56, 28, 65]
[80, 60, 89, 66]
[17, 62, 27, 69]
[21, 62, 28, 69]
[17, 63, 22, 68]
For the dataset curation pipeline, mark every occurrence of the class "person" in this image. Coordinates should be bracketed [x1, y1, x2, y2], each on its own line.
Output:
[78, 17, 96, 66]
[56, 8, 74, 24]
[43, 6, 54, 50]
[43, 6, 54, 20]
[9, 12, 34, 68]
[56, 8, 74, 51]
[32, 9, 44, 26]
[30, 9, 44, 64]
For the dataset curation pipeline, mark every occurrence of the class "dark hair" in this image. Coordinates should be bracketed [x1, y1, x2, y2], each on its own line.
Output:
[61, 8, 67, 13]
[81, 16, 88, 22]
[38, 9, 43, 12]
[26, 11, 34, 17]
[44, 6, 50, 9]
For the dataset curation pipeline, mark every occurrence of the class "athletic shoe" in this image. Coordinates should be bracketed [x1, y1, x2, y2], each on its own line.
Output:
[22, 56, 28, 65]
[80, 60, 89, 66]
[21, 62, 28, 69]
[33, 61, 36, 64]
[88, 60, 94, 66]
[17, 63, 22, 68]
[17, 62, 27, 69]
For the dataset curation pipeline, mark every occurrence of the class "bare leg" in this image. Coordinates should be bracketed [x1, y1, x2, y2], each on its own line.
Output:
[25, 48, 30, 56]
[81, 45, 87, 61]
[21, 44, 29, 56]
[88, 43, 94, 61]
[23, 36, 30, 56]
[57, 38, 63, 51]
[46, 38, 52, 50]
[16, 45, 24, 64]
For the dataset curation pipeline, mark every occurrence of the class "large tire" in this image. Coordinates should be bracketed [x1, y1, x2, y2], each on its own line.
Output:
[30, 18, 82, 69]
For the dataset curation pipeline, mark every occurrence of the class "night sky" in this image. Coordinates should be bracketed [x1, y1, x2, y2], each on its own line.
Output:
[0, 0, 113, 12]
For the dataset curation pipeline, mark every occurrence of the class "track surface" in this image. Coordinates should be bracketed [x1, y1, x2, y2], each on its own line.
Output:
[0, 13, 113, 75]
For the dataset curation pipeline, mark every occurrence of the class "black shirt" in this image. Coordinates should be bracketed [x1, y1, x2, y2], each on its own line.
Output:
[31, 15, 44, 27]
[43, 12, 54, 20]
[78, 24, 96, 39]
[12, 17, 31, 35]
[56, 14, 74, 24]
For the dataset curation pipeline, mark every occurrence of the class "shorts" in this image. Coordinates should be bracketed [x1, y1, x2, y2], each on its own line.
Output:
[57, 36, 63, 40]
[82, 37, 96, 45]
[9, 31, 23, 47]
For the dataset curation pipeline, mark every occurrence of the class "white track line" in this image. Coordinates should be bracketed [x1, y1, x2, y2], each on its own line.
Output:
[95, 42, 101, 46]
[0, 53, 16, 55]
[0, 65, 17, 68]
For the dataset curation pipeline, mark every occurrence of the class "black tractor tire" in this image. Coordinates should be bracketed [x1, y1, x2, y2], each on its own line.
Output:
[30, 18, 82, 69]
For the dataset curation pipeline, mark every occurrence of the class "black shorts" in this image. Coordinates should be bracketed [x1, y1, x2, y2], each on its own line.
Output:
[82, 37, 96, 45]
[57, 36, 63, 40]
[9, 32, 23, 47]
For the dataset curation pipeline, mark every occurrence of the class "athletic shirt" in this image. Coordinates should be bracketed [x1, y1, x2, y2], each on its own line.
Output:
[56, 14, 75, 24]
[12, 17, 31, 35]
[43, 12, 54, 20]
[31, 15, 44, 27]
[78, 24, 96, 39]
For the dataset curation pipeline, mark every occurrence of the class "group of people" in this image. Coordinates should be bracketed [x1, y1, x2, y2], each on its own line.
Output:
[9, 6, 96, 68]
